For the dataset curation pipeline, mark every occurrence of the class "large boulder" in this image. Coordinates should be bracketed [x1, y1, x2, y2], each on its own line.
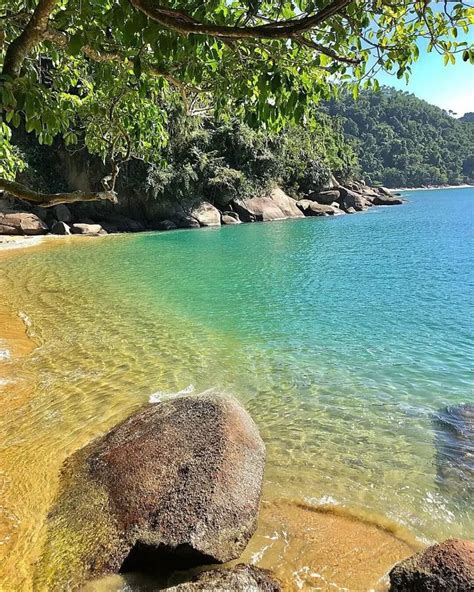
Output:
[296, 200, 343, 217]
[100, 214, 146, 232]
[307, 189, 340, 204]
[337, 187, 370, 212]
[378, 186, 395, 196]
[172, 213, 201, 229]
[221, 211, 242, 225]
[0, 211, 48, 235]
[372, 195, 404, 206]
[267, 188, 304, 219]
[70, 223, 105, 235]
[50, 221, 71, 235]
[36, 394, 265, 590]
[190, 202, 221, 227]
[168, 564, 281, 591]
[389, 539, 474, 591]
[53, 204, 73, 223]
[232, 188, 303, 222]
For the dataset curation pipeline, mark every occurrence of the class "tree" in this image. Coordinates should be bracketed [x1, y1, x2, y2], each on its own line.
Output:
[1, 0, 473, 206]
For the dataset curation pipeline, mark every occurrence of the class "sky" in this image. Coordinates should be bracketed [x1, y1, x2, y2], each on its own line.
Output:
[376, 36, 474, 117]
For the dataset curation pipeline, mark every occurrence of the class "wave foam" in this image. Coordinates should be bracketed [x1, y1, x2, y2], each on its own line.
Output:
[149, 384, 195, 403]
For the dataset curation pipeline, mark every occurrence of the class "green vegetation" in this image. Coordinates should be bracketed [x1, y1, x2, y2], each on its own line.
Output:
[326, 88, 474, 187]
[1, 1, 473, 205]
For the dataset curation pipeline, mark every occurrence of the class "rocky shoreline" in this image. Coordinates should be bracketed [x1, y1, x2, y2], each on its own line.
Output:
[0, 181, 404, 238]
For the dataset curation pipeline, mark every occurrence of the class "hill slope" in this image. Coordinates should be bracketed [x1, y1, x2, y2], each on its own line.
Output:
[326, 88, 474, 187]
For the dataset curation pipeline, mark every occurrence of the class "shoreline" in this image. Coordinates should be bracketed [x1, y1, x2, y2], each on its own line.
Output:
[393, 183, 474, 192]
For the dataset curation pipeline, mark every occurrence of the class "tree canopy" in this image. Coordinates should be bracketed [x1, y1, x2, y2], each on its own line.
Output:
[1, 0, 473, 205]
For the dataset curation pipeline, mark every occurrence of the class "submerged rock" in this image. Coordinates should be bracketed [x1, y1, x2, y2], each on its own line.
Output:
[433, 403, 473, 501]
[36, 394, 265, 591]
[0, 211, 48, 235]
[389, 539, 474, 591]
[168, 564, 281, 591]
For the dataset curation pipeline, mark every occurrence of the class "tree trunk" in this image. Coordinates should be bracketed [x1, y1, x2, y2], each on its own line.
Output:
[0, 178, 117, 207]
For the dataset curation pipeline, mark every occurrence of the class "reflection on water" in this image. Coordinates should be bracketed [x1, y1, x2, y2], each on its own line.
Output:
[0, 188, 473, 590]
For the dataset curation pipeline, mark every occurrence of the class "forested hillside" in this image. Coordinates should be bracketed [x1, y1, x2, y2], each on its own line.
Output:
[326, 88, 474, 187]
[16, 87, 473, 203]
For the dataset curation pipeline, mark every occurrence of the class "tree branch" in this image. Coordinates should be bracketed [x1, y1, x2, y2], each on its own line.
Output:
[3, 0, 58, 77]
[296, 36, 361, 64]
[128, 0, 354, 40]
[0, 178, 117, 207]
[43, 28, 197, 102]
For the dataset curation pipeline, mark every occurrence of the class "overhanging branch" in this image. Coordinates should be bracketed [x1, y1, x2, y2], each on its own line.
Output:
[0, 178, 117, 207]
[128, 0, 354, 39]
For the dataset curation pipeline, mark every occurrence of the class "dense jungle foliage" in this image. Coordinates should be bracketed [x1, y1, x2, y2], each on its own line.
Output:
[14, 85, 473, 209]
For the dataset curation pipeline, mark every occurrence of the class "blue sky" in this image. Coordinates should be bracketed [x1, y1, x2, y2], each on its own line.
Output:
[376, 37, 474, 117]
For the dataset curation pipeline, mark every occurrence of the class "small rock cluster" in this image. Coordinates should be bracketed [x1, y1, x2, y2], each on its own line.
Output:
[297, 182, 404, 216]
[0, 181, 404, 237]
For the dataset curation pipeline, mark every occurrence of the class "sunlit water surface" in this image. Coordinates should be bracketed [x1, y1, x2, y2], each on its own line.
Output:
[0, 188, 473, 590]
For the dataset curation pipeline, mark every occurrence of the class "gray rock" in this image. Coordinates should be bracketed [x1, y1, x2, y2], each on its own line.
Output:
[36, 394, 265, 590]
[389, 539, 474, 591]
[156, 219, 178, 231]
[372, 195, 404, 206]
[268, 188, 304, 219]
[296, 200, 342, 216]
[190, 202, 221, 227]
[51, 221, 71, 235]
[221, 211, 242, 225]
[168, 564, 281, 591]
[173, 213, 201, 229]
[97, 221, 119, 234]
[104, 215, 146, 232]
[0, 211, 48, 235]
[70, 223, 105, 235]
[338, 187, 370, 211]
[232, 188, 303, 222]
[53, 204, 73, 223]
[378, 186, 395, 196]
[307, 189, 340, 204]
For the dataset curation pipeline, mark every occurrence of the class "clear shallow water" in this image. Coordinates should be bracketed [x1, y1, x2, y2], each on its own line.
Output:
[0, 187, 473, 590]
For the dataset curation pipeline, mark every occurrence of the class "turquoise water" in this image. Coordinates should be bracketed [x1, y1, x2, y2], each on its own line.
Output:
[1, 188, 473, 588]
